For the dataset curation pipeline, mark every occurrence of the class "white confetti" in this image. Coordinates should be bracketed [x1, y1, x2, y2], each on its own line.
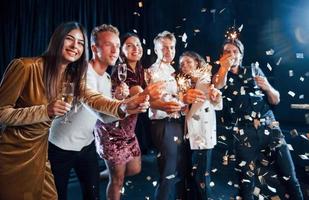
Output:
[142, 38, 146, 45]
[138, 1, 143, 7]
[300, 76, 304, 81]
[289, 70, 294, 77]
[210, 9, 216, 13]
[239, 87, 245, 95]
[299, 94, 304, 99]
[133, 29, 138, 33]
[173, 136, 178, 142]
[267, 63, 272, 71]
[264, 129, 270, 135]
[276, 57, 282, 66]
[219, 8, 226, 14]
[266, 49, 275, 55]
[267, 185, 277, 193]
[219, 135, 226, 140]
[288, 91, 296, 97]
[299, 154, 309, 160]
[165, 174, 175, 179]
[238, 24, 244, 32]
[296, 53, 304, 59]
[253, 187, 261, 196]
[201, 8, 207, 12]
[133, 12, 140, 16]
[146, 176, 151, 181]
[209, 181, 215, 187]
[287, 144, 294, 151]
[283, 176, 290, 181]
[182, 33, 187, 42]
[239, 161, 246, 167]
[147, 49, 151, 55]
[227, 181, 233, 185]
[211, 168, 217, 173]
[152, 181, 157, 186]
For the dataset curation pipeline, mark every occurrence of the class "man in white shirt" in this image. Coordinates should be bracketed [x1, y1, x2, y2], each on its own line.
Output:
[48, 24, 127, 200]
[145, 31, 206, 200]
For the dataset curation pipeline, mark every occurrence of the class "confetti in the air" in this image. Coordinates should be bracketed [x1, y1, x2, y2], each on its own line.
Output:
[209, 181, 215, 187]
[266, 49, 275, 55]
[147, 49, 151, 55]
[165, 174, 175, 179]
[133, 12, 140, 16]
[182, 33, 187, 42]
[201, 8, 207, 12]
[288, 91, 296, 97]
[138, 1, 143, 7]
[219, 8, 226, 14]
[276, 57, 282, 66]
[266, 63, 272, 71]
[300, 76, 304, 81]
[267, 185, 277, 193]
[296, 53, 304, 59]
[289, 70, 294, 77]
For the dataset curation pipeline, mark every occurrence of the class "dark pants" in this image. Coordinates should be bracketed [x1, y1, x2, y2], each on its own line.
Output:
[151, 118, 186, 200]
[48, 141, 100, 200]
[235, 125, 303, 200]
[189, 149, 213, 200]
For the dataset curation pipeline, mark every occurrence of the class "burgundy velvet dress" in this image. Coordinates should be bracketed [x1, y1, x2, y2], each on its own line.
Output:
[95, 64, 145, 165]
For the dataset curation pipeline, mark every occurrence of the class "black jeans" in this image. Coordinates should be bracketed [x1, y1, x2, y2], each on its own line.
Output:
[48, 141, 100, 200]
[151, 118, 186, 200]
[235, 125, 303, 200]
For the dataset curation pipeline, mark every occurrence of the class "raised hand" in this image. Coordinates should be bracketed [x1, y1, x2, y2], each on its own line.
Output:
[124, 93, 150, 114]
[142, 81, 165, 100]
[254, 75, 271, 92]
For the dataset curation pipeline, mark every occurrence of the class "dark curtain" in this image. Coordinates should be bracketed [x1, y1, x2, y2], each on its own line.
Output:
[0, 0, 308, 125]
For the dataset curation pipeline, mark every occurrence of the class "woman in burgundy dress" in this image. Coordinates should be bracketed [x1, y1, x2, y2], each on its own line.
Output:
[94, 33, 145, 200]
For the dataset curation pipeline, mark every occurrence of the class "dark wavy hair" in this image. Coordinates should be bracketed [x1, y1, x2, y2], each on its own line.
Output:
[42, 21, 89, 101]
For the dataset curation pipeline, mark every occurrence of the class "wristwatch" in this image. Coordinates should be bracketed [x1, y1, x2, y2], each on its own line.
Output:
[118, 103, 128, 117]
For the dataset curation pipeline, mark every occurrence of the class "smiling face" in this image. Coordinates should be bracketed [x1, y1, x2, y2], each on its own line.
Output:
[179, 55, 198, 75]
[93, 31, 120, 67]
[155, 37, 176, 64]
[61, 29, 85, 64]
[122, 36, 143, 63]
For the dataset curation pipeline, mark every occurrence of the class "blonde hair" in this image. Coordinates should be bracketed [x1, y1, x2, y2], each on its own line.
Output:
[90, 24, 119, 45]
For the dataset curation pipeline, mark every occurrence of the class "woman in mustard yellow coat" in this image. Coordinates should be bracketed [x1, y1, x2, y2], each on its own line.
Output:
[0, 22, 152, 200]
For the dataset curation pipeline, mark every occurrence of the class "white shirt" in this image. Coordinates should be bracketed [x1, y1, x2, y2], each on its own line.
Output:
[145, 61, 178, 120]
[48, 63, 112, 151]
[186, 73, 222, 150]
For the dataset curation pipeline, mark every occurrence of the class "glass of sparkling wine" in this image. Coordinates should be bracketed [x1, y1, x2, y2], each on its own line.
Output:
[61, 82, 74, 124]
[118, 63, 127, 82]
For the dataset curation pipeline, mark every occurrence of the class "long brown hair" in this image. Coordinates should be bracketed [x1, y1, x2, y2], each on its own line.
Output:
[42, 21, 89, 101]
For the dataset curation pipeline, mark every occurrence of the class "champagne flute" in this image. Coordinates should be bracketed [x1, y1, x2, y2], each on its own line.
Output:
[118, 63, 127, 82]
[61, 82, 74, 124]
